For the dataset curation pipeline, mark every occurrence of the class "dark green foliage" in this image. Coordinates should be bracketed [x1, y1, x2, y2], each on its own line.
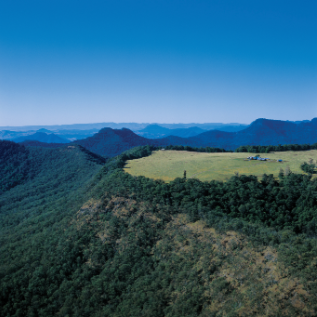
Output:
[93, 169, 317, 235]
[0, 143, 107, 316]
[301, 162, 316, 174]
[165, 145, 227, 152]
[0, 141, 29, 194]
[14, 132, 69, 144]
[1, 144, 317, 316]
[235, 143, 317, 153]
[19, 140, 66, 149]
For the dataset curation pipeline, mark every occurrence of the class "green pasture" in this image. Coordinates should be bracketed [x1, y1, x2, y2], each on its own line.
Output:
[123, 150, 317, 182]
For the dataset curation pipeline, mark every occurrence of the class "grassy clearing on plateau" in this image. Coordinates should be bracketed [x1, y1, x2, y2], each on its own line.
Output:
[123, 150, 317, 182]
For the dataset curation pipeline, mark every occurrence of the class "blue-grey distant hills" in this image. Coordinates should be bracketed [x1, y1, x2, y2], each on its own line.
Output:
[0, 130, 33, 140]
[0, 122, 248, 132]
[236, 118, 317, 146]
[0, 123, 247, 141]
[135, 124, 206, 138]
[135, 123, 248, 138]
[37, 128, 54, 133]
[74, 118, 317, 155]
[13, 132, 69, 144]
[184, 118, 317, 149]
[0, 129, 99, 142]
[19, 118, 317, 157]
[21, 128, 194, 157]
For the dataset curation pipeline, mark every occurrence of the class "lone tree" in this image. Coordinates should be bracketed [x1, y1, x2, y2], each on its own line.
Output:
[301, 162, 315, 174]
[183, 170, 187, 179]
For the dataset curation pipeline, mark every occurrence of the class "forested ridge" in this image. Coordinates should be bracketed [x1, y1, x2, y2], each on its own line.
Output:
[1, 144, 317, 316]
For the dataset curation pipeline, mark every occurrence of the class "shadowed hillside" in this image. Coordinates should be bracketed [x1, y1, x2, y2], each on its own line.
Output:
[0, 141, 106, 241]
[186, 129, 237, 148]
[0, 140, 105, 195]
[236, 118, 317, 145]
[18, 140, 66, 148]
[74, 128, 155, 157]
[0, 141, 30, 194]
[183, 118, 317, 149]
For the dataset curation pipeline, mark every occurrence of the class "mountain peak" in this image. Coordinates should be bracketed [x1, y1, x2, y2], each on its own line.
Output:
[250, 118, 273, 125]
[99, 127, 114, 133]
[138, 124, 170, 134]
[249, 118, 296, 129]
[37, 128, 52, 133]
[13, 132, 69, 144]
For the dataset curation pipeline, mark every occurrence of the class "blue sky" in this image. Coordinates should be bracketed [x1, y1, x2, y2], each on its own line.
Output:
[0, 0, 316, 125]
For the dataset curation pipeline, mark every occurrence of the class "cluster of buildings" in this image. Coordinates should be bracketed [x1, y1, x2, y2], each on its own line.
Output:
[247, 156, 283, 162]
[247, 156, 270, 161]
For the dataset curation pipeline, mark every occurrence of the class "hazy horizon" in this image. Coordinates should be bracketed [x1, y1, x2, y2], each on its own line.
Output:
[0, 117, 316, 133]
[0, 121, 248, 128]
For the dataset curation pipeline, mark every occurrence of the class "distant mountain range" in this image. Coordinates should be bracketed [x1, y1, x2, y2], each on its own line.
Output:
[135, 124, 206, 138]
[18, 118, 317, 157]
[181, 118, 317, 149]
[0, 129, 98, 142]
[74, 118, 317, 156]
[3, 120, 314, 144]
[0, 122, 248, 132]
[11, 118, 317, 157]
[135, 124, 250, 139]
[0, 123, 248, 142]
[13, 132, 69, 143]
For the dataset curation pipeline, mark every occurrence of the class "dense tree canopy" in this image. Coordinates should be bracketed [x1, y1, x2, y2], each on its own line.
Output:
[1, 144, 317, 316]
[301, 162, 316, 174]
[235, 143, 317, 153]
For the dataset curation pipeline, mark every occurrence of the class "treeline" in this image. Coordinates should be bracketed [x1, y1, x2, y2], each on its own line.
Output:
[159, 143, 317, 153]
[95, 167, 317, 236]
[164, 145, 228, 152]
[118, 145, 158, 164]
[235, 143, 317, 153]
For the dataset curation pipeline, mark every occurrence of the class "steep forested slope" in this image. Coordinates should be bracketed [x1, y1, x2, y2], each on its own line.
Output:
[19, 140, 67, 149]
[1, 145, 317, 316]
[0, 142, 106, 229]
[0, 141, 30, 194]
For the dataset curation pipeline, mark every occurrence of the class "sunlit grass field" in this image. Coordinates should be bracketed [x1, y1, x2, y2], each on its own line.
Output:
[124, 150, 317, 182]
